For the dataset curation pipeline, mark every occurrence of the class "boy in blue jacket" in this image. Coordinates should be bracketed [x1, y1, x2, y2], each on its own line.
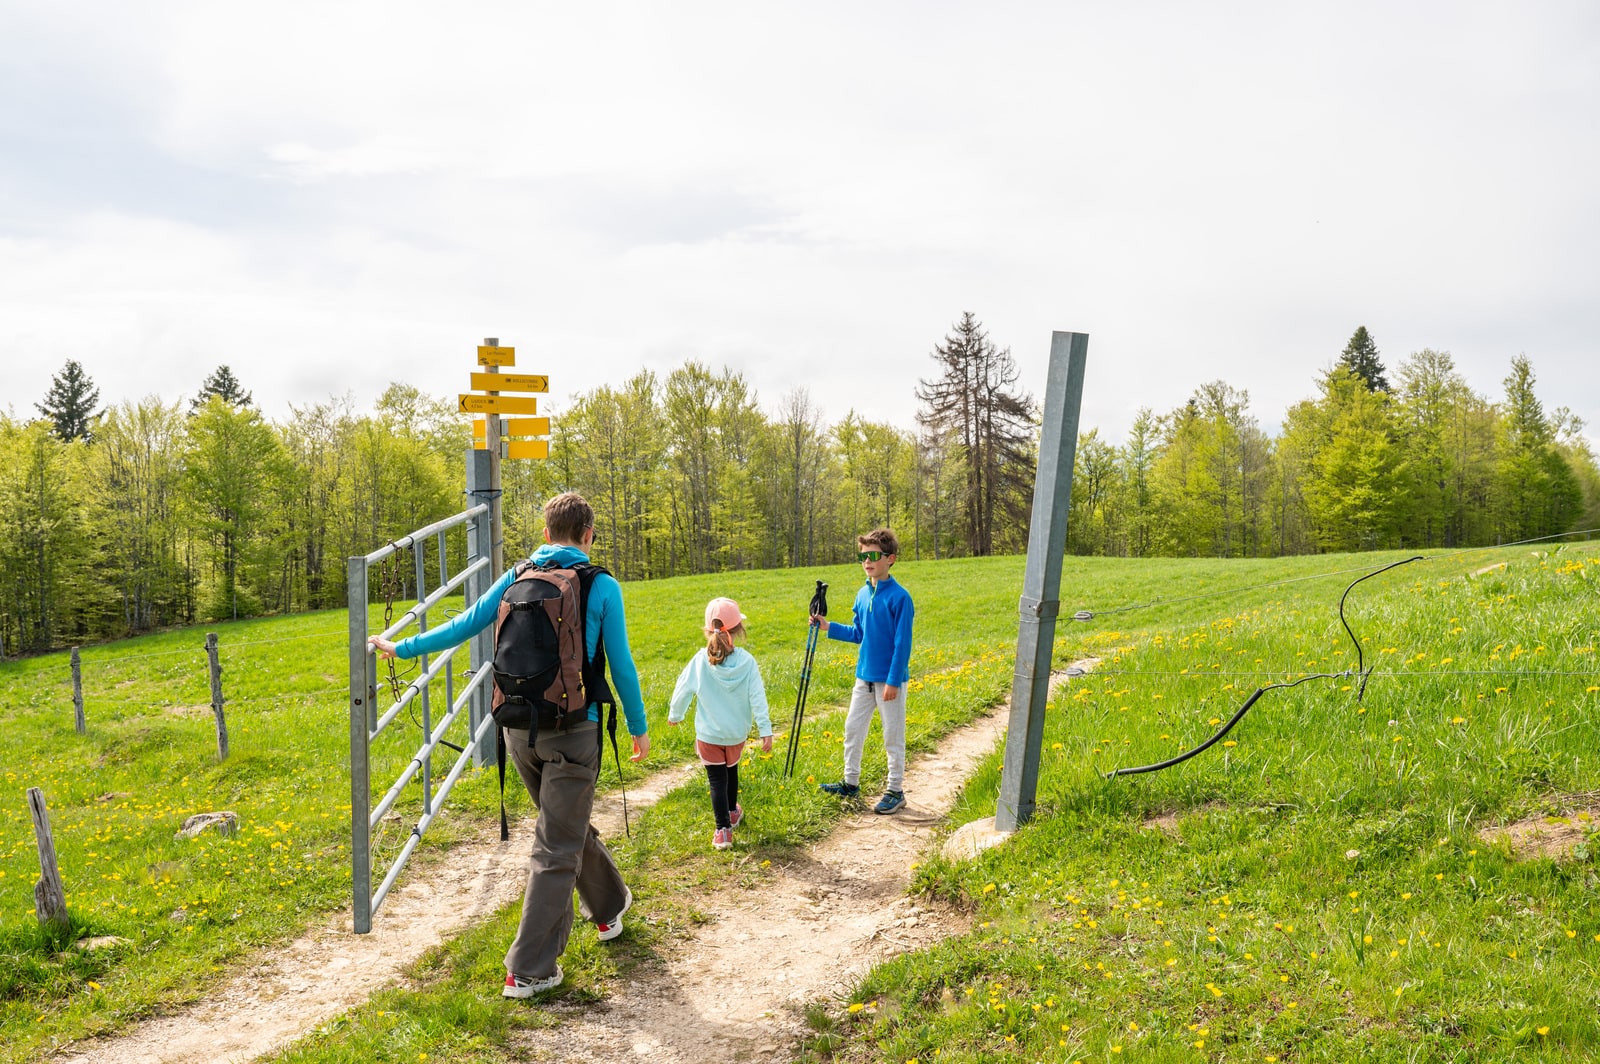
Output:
[369, 492, 648, 998]
[810, 527, 916, 814]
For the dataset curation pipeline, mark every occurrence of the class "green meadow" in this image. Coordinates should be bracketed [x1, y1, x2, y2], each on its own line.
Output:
[2, 544, 1598, 1063]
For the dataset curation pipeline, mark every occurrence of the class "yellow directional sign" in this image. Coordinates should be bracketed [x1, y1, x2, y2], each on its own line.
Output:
[470, 372, 548, 393]
[506, 417, 550, 437]
[476, 345, 516, 367]
[507, 439, 550, 460]
[473, 416, 550, 438]
[459, 394, 538, 415]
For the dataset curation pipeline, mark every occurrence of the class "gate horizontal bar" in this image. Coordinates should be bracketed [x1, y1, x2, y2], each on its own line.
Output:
[370, 643, 465, 741]
[374, 556, 491, 642]
[370, 708, 497, 916]
[362, 505, 488, 566]
[369, 662, 492, 830]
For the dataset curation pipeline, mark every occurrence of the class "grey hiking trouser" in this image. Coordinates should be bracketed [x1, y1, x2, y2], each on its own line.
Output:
[842, 678, 906, 793]
[502, 720, 629, 981]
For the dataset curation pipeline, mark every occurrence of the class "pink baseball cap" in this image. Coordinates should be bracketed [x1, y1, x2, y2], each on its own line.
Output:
[704, 597, 746, 632]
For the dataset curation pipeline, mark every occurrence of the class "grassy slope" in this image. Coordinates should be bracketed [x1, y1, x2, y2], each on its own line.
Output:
[4, 545, 1597, 1063]
[0, 553, 1028, 1061]
[855, 544, 1600, 1064]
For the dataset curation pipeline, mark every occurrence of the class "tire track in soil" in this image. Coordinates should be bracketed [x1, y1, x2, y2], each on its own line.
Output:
[512, 660, 1097, 1063]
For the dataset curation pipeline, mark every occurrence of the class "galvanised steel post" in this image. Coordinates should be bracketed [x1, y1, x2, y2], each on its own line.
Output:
[347, 554, 373, 934]
[996, 331, 1089, 832]
[466, 446, 497, 767]
[482, 337, 506, 576]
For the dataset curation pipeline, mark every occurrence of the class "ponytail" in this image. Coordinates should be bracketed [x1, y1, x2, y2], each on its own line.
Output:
[706, 619, 744, 665]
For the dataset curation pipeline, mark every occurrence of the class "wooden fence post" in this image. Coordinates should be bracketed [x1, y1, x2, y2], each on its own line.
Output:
[206, 633, 228, 760]
[28, 788, 69, 929]
[71, 647, 85, 734]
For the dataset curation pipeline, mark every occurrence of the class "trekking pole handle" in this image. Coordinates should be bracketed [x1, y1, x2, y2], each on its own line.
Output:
[809, 580, 828, 624]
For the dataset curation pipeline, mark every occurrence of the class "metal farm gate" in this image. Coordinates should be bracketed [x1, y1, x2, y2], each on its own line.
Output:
[346, 493, 499, 933]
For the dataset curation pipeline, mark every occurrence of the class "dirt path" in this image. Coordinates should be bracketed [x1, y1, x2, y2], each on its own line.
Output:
[512, 661, 1097, 1063]
[53, 660, 1092, 1064]
[51, 762, 704, 1064]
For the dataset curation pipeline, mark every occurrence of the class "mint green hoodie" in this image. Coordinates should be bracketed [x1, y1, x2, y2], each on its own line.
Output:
[668, 646, 773, 746]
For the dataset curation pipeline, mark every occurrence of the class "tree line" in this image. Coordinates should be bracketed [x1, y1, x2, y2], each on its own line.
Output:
[3, 320, 1594, 655]
[1066, 332, 1597, 559]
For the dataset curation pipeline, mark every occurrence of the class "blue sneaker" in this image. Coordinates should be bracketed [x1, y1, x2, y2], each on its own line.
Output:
[874, 790, 906, 815]
[820, 780, 860, 798]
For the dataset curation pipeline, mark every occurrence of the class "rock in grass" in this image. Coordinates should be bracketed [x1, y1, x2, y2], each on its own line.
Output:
[942, 816, 1012, 861]
[176, 811, 238, 839]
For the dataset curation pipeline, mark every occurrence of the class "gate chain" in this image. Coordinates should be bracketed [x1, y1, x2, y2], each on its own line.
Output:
[378, 545, 417, 702]
[378, 543, 462, 753]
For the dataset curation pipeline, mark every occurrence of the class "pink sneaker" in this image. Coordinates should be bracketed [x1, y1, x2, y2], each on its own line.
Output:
[712, 826, 733, 850]
[729, 804, 744, 829]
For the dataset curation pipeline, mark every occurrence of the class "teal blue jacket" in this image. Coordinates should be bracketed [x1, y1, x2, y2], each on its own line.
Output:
[394, 544, 647, 737]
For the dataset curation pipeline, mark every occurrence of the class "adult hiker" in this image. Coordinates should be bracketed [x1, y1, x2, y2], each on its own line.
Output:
[370, 491, 649, 997]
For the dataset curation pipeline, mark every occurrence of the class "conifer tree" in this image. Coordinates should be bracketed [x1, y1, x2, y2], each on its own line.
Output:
[915, 312, 1038, 555]
[1338, 326, 1389, 392]
[35, 359, 102, 441]
[192, 365, 254, 412]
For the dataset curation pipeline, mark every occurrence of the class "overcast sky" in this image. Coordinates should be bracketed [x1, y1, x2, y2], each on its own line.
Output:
[3, 1, 1597, 446]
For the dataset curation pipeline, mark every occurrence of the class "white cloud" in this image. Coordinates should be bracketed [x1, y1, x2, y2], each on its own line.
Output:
[2, 1, 1597, 442]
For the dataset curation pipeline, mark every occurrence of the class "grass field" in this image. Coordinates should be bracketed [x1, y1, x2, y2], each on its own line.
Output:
[2, 543, 1597, 1062]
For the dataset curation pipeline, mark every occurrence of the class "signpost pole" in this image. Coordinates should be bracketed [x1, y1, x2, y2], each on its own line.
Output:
[482, 337, 505, 575]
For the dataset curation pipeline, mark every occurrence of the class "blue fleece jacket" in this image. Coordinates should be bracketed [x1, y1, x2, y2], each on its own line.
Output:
[667, 646, 773, 745]
[393, 544, 648, 737]
[826, 575, 914, 687]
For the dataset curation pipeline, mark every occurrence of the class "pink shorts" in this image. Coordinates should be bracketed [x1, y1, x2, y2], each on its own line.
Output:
[696, 740, 746, 766]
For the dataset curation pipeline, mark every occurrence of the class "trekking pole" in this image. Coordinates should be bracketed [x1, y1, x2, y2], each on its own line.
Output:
[783, 580, 827, 779]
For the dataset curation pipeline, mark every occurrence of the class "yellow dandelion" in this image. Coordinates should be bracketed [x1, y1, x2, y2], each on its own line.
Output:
[847, 1002, 865, 1013]
[1537, 1026, 1550, 1036]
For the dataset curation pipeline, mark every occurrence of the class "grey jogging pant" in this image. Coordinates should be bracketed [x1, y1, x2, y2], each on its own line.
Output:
[841, 678, 906, 794]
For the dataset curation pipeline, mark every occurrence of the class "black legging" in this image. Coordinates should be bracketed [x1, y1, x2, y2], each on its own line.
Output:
[705, 762, 741, 829]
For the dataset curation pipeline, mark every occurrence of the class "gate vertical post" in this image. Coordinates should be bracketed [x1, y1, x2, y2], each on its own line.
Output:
[466, 447, 496, 766]
[347, 555, 373, 934]
[996, 331, 1089, 832]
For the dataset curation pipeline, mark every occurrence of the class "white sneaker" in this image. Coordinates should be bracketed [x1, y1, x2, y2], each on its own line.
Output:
[503, 964, 563, 998]
[596, 887, 632, 942]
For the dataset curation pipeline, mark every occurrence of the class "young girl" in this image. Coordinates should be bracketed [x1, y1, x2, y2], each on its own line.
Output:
[668, 597, 774, 849]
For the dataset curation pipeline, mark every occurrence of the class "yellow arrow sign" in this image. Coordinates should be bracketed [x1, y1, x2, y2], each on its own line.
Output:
[507, 439, 550, 460]
[476, 345, 516, 367]
[470, 372, 548, 393]
[459, 394, 538, 415]
[473, 417, 550, 438]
